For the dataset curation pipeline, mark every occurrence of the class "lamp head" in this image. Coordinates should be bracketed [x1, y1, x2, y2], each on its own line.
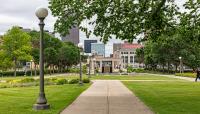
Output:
[35, 8, 48, 19]
[179, 57, 182, 60]
[78, 43, 83, 48]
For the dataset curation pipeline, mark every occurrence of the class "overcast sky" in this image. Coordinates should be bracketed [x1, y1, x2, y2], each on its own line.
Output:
[0, 0, 185, 56]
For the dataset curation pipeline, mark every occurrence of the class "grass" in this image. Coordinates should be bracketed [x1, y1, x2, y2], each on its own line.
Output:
[0, 74, 179, 82]
[175, 72, 196, 78]
[0, 84, 90, 114]
[123, 81, 200, 114]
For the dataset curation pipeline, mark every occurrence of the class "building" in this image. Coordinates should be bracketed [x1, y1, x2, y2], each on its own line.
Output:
[113, 43, 122, 53]
[88, 55, 121, 73]
[91, 43, 105, 56]
[113, 42, 143, 68]
[61, 27, 79, 45]
[84, 40, 97, 53]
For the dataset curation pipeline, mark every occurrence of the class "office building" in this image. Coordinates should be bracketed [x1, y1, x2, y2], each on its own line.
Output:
[91, 43, 105, 56]
[61, 27, 79, 45]
[84, 40, 97, 53]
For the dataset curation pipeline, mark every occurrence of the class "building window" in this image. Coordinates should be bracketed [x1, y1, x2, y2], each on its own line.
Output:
[121, 56, 124, 63]
[130, 56, 133, 63]
[125, 56, 128, 63]
[130, 52, 134, 54]
[121, 52, 123, 54]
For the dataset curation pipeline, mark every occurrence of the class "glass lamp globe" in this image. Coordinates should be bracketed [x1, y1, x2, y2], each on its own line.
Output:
[78, 43, 83, 48]
[35, 8, 48, 19]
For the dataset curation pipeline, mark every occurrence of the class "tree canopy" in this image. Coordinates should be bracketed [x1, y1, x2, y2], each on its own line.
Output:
[1, 27, 32, 76]
[49, 0, 180, 43]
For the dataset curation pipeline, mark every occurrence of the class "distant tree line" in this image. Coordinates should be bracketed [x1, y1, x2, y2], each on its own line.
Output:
[0, 26, 82, 76]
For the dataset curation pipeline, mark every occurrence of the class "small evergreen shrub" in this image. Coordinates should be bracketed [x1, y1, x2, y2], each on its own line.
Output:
[68, 79, 79, 84]
[83, 78, 90, 83]
[56, 79, 67, 85]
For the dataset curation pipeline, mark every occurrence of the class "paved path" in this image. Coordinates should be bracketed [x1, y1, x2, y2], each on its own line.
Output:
[61, 80, 154, 114]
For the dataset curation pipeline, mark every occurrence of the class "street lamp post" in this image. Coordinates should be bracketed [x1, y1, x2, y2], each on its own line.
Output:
[30, 60, 33, 76]
[179, 57, 182, 74]
[88, 53, 92, 78]
[33, 8, 50, 110]
[93, 58, 96, 75]
[78, 43, 83, 86]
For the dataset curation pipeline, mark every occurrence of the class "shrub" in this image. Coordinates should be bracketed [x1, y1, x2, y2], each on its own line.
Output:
[20, 78, 35, 83]
[83, 78, 90, 83]
[135, 68, 145, 73]
[68, 79, 79, 84]
[9, 79, 21, 84]
[127, 66, 133, 73]
[56, 79, 67, 85]
[50, 77, 58, 81]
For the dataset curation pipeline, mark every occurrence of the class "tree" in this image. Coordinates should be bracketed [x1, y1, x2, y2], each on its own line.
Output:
[58, 43, 80, 72]
[2, 27, 32, 76]
[49, 0, 179, 43]
[31, 48, 39, 76]
[29, 30, 63, 75]
[44, 47, 58, 74]
[135, 47, 144, 67]
[0, 50, 13, 71]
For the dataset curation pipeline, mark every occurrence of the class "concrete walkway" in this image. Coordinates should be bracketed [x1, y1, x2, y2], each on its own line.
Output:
[61, 80, 154, 114]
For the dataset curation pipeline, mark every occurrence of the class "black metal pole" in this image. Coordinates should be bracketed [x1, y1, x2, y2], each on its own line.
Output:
[79, 50, 83, 85]
[33, 18, 50, 110]
[88, 56, 91, 78]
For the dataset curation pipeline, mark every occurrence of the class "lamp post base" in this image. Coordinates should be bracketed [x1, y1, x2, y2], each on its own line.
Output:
[79, 81, 83, 86]
[33, 104, 50, 110]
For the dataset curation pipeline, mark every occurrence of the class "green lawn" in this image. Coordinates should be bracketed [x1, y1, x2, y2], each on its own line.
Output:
[0, 84, 90, 114]
[123, 81, 200, 114]
[0, 75, 180, 82]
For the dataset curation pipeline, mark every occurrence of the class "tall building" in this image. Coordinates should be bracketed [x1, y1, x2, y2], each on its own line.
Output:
[84, 40, 97, 53]
[61, 27, 79, 45]
[91, 43, 105, 56]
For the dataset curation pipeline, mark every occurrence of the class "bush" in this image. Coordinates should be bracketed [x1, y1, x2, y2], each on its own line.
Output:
[55, 79, 68, 85]
[135, 68, 145, 73]
[127, 66, 133, 73]
[20, 78, 35, 83]
[68, 79, 79, 84]
[83, 78, 90, 83]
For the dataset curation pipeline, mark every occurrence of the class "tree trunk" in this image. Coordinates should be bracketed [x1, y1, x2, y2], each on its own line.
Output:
[167, 62, 170, 73]
[162, 64, 165, 72]
[53, 65, 55, 74]
[49, 65, 52, 75]
[14, 57, 17, 77]
[34, 63, 37, 76]
[175, 64, 177, 73]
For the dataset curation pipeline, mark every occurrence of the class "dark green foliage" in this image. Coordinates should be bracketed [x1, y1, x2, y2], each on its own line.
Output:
[68, 79, 79, 84]
[83, 78, 90, 83]
[55, 78, 68, 85]
[49, 0, 179, 43]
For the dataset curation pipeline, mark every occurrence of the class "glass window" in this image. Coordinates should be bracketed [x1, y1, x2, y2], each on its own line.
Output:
[130, 56, 133, 63]
[125, 56, 128, 63]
